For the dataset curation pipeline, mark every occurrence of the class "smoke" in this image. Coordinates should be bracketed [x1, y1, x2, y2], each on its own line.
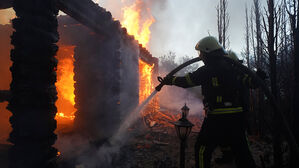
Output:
[158, 71, 204, 117]
[157, 52, 204, 117]
[56, 90, 157, 167]
[56, 133, 124, 168]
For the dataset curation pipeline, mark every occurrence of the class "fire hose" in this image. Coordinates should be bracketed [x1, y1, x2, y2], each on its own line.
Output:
[155, 56, 299, 158]
[155, 57, 201, 91]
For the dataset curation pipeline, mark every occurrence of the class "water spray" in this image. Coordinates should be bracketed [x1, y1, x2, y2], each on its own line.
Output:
[103, 55, 299, 164]
[108, 57, 202, 146]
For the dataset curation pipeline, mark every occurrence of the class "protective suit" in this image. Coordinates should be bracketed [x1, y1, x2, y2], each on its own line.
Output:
[162, 36, 256, 168]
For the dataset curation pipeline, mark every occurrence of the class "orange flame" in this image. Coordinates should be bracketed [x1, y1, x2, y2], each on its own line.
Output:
[55, 45, 76, 122]
[121, 0, 155, 48]
[139, 60, 154, 103]
[120, 1, 165, 125]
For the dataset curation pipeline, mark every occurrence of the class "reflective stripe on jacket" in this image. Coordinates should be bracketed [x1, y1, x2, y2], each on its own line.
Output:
[208, 107, 243, 115]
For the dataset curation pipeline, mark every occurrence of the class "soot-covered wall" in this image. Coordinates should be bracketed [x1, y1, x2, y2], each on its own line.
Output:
[58, 16, 139, 140]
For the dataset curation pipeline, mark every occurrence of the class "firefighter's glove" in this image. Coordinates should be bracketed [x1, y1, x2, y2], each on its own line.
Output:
[256, 68, 267, 80]
[162, 75, 175, 85]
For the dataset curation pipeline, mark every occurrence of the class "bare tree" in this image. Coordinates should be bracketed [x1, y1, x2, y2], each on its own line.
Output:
[285, 0, 299, 166]
[243, 0, 299, 166]
[245, 4, 251, 68]
[250, 0, 267, 138]
[254, 0, 263, 68]
[216, 0, 230, 49]
[262, 1, 283, 166]
[250, 8, 257, 66]
[262, 0, 282, 98]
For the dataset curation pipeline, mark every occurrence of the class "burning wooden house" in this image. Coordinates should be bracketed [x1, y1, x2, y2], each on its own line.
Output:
[0, 0, 159, 167]
[55, 15, 159, 140]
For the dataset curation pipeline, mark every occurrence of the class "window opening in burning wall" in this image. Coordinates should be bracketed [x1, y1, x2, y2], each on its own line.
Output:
[139, 59, 154, 104]
[55, 45, 76, 129]
[139, 59, 160, 126]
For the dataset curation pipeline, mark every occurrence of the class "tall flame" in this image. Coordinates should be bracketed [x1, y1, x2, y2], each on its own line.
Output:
[121, 0, 156, 102]
[55, 45, 76, 122]
[121, 0, 155, 48]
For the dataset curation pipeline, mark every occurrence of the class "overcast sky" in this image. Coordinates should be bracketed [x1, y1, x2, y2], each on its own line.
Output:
[1, 0, 268, 61]
[95, 0, 268, 61]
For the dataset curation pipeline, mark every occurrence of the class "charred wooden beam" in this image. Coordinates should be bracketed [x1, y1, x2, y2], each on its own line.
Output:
[8, 0, 59, 167]
[0, 0, 12, 9]
[2, 0, 156, 67]
[0, 90, 11, 102]
[57, 0, 119, 38]
[73, 33, 122, 140]
[57, 0, 157, 67]
[139, 45, 157, 66]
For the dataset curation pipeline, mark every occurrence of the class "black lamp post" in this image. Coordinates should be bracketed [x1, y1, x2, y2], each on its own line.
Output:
[172, 104, 194, 168]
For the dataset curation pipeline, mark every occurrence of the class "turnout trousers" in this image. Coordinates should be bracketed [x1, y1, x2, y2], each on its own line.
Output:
[194, 113, 256, 168]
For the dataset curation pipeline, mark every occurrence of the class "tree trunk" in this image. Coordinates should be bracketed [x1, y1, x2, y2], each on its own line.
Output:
[216, 0, 229, 49]
[222, 0, 226, 49]
[8, 0, 59, 167]
[291, 23, 299, 168]
[254, 0, 262, 68]
[288, 0, 299, 167]
[266, 0, 283, 167]
[293, 0, 299, 149]
[245, 4, 250, 68]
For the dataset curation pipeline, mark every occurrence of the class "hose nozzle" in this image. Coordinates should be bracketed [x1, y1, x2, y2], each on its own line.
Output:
[155, 76, 164, 91]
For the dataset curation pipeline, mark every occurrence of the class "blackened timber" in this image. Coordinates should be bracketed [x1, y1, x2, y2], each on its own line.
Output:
[8, 0, 59, 167]
[73, 31, 122, 140]
[0, 90, 11, 102]
[1, 0, 161, 68]
[57, 0, 119, 38]
[57, 15, 140, 140]
[56, 0, 158, 68]
[0, 0, 12, 9]
[139, 45, 157, 66]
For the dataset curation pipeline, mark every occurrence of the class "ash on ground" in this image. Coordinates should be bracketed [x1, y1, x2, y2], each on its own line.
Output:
[56, 115, 277, 168]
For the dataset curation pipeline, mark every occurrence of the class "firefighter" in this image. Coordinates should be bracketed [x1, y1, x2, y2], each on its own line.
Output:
[161, 36, 256, 168]
[214, 50, 245, 164]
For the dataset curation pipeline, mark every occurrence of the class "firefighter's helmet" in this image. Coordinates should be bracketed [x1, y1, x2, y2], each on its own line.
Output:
[195, 36, 223, 53]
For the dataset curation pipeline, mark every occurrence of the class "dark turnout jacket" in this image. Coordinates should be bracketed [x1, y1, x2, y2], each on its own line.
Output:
[172, 59, 257, 168]
[172, 60, 254, 115]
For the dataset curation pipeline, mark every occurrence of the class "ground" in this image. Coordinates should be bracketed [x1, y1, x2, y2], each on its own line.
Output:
[56, 120, 274, 168]
[0, 121, 275, 168]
